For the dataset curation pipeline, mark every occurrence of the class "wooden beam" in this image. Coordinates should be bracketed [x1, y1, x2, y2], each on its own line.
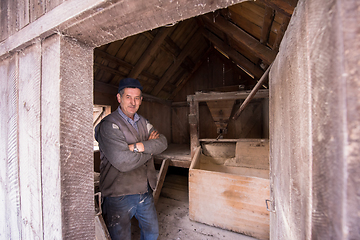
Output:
[202, 29, 264, 79]
[260, 6, 275, 45]
[203, 14, 277, 65]
[94, 63, 126, 79]
[188, 96, 200, 158]
[151, 31, 203, 96]
[187, 89, 269, 102]
[128, 27, 173, 78]
[233, 63, 272, 120]
[257, 0, 297, 17]
[94, 49, 160, 81]
[273, 15, 291, 52]
[170, 48, 212, 100]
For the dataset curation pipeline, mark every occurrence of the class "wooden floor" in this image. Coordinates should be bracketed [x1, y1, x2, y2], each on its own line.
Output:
[131, 167, 259, 240]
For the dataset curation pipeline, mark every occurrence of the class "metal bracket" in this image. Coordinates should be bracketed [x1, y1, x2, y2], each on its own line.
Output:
[265, 199, 276, 213]
[95, 192, 102, 216]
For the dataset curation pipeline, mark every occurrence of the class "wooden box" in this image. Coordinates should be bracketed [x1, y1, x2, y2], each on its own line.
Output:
[189, 139, 270, 240]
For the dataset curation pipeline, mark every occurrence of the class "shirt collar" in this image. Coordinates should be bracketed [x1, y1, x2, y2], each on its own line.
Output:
[117, 107, 140, 123]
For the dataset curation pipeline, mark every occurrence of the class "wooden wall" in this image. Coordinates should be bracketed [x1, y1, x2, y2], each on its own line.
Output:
[269, 0, 360, 239]
[0, 34, 95, 239]
[0, 0, 65, 42]
[1, 0, 255, 239]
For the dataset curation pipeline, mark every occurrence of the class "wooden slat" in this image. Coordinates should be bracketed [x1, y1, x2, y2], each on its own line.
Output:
[0, 54, 21, 238]
[47, 0, 66, 11]
[18, 42, 43, 240]
[151, 32, 203, 96]
[6, 52, 21, 240]
[153, 158, 170, 205]
[0, 0, 9, 42]
[30, 0, 46, 22]
[128, 27, 173, 78]
[203, 29, 264, 79]
[188, 96, 200, 158]
[188, 89, 269, 102]
[203, 14, 277, 65]
[17, 0, 30, 30]
[0, 53, 9, 238]
[41, 34, 63, 239]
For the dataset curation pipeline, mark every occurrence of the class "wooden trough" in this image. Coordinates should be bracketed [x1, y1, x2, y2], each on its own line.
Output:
[189, 139, 270, 240]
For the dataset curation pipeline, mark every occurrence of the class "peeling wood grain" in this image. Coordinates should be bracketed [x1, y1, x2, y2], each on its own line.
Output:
[41, 34, 63, 240]
[18, 42, 43, 240]
[6, 54, 21, 240]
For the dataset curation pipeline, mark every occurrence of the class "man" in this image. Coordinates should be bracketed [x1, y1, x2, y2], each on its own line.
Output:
[95, 78, 168, 240]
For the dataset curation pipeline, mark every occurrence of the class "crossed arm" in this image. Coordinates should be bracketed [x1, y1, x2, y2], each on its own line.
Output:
[96, 120, 167, 172]
[128, 130, 160, 152]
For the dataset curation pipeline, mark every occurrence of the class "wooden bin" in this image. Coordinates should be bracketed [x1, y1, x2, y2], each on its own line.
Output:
[189, 139, 270, 240]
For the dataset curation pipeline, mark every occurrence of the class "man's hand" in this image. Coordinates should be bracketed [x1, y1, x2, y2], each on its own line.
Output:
[148, 130, 159, 140]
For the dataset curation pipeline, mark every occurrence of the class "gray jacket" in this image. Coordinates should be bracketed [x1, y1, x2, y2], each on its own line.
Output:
[95, 110, 167, 197]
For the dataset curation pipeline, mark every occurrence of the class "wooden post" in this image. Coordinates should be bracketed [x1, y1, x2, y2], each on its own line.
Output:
[153, 158, 170, 205]
[188, 95, 199, 158]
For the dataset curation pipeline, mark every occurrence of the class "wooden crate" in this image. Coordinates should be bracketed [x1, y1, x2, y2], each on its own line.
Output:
[189, 140, 270, 240]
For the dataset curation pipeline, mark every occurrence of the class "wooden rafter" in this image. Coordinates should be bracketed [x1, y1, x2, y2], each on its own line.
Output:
[202, 29, 264, 79]
[260, 6, 275, 45]
[257, 0, 297, 17]
[151, 31, 203, 96]
[94, 49, 160, 81]
[128, 27, 173, 79]
[170, 47, 212, 100]
[203, 14, 277, 65]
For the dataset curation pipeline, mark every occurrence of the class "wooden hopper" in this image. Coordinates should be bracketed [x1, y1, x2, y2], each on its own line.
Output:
[206, 99, 235, 135]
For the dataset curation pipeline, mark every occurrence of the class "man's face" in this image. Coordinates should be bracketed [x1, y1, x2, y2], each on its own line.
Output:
[117, 88, 143, 119]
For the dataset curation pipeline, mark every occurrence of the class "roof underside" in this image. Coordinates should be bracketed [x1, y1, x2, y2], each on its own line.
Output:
[94, 0, 297, 100]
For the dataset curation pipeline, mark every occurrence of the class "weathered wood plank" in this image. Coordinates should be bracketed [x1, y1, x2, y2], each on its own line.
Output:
[0, 52, 9, 238]
[17, 0, 30, 30]
[30, 0, 46, 22]
[188, 96, 200, 158]
[0, 0, 9, 42]
[5, 54, 21, 240]
[59, 37, 94, 239]
[18, 42, 43, 240]
[41, 34, 63, 240]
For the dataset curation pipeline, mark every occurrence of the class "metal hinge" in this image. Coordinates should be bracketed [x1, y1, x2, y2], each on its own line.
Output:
[265, 199, 276, 213]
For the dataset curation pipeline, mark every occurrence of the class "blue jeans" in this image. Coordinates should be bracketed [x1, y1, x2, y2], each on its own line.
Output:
[102, 190, 159, 240]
